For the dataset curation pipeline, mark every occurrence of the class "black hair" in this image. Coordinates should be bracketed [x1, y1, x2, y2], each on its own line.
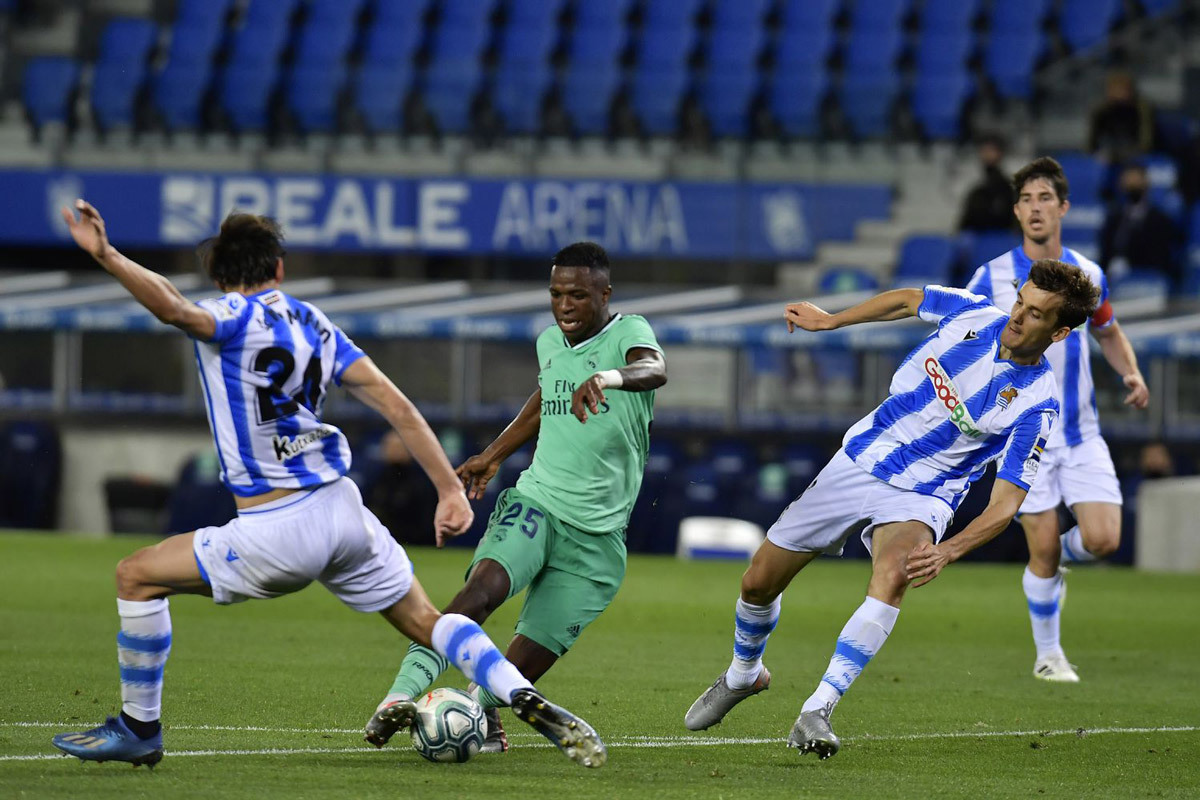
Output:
[198, 213, 285, 290]
[552, 242, 610, 275]
[1012, 157, 1070, 204]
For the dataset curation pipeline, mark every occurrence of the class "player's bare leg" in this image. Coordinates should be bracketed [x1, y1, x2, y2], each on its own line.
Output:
[1021, 511, 1078, 682]
[1069, 501, 1120, 559]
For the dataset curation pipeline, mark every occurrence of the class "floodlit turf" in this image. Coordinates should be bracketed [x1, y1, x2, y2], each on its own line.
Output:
[1, 531, 1197, 799]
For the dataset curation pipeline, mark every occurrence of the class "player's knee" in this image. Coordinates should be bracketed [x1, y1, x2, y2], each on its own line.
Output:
[445, 571, 507, 622]
[114, 552, 149, 599]
[739, 570, 779, 606]
[1085, 526, 1120, 558]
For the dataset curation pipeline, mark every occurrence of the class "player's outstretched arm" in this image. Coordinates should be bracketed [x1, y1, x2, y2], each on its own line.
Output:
[572, 348, 667, 423]
[785, 288, 924, 333]
[60, 200, 215, 340]
[906, 479, 1027, 587]
[458, 389, 542, 499]
[342, 357, 472, 545]
[1091, 321, 1149, 409]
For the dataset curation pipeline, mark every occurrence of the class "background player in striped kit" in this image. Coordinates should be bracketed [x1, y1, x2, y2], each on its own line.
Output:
[685, 263, 1099, 761]
[966, 157, 1150, 683]
[49, 201, 605, 769]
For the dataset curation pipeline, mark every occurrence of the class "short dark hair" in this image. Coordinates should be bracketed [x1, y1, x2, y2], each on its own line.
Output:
[198, 213, 285, 289]
[1028, 259, 1100, 330]
[1012, 157, 1070, 204]
[552, 242, 610, 274]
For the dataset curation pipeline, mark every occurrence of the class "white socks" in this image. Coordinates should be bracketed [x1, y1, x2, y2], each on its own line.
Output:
[117, 598, 172, 722]
[1023, 566, 1064, 659]
[431, 613, 531, 704]
[1060, 526, 1098, 563]
[802, 597, 899, 714]
[726, 596, 781, 690]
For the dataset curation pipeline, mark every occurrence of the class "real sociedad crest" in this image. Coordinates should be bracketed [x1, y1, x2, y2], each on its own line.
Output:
[160, 175, 217, 243]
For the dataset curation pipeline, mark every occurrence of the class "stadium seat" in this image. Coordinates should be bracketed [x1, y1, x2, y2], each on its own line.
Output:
[493, 65, 553, 133]
[430, 20, 492, 62]
[243, 0, 301, 28]
[561, 65, 620, 134]
[896, 235, 957, 284]
[769, 69, 828, 138]
[97, 18, 157, 68]
[439, 0, 498, 27]
[573, 0, 634, 28]
[707, 26, 765, 70]
[352, 63, 415, 133]
[711, 0, 771, 29]
[1059, 0, 1122, 51]
[626, 440, 680, 553]
[915, 31, 973, 73]
[779, 0, 840, 32]
[919, 0, 981, 32]
[286, 65, 346, 133]
[911, 71, 973, 139]
[657, 461, 730, 554]
[773, 27, 835, 70]
[849, 0, 911, 32]
[165, 23, 223, 67]
[218, 63, 280, 132]
[1053, 153, 1105, 204]
[843, 28, 904, 72]
[496, 24, 558, 68]
[631, 67, 689, 136]
[294, 15, 358, 67]
[641, 0, 704, 29]
[307, 0, 367, 24]
[838, 73, 899, 138]
[227, 14, 292, 69]
[361, 22, 424, 68]
[175, 0, 236, 26]
[1109, 268, 1171, 301]
[699, 71, 758, 138]
[984, 31, 1043, 99]
[636, 26, 696, 71]
[0, 421, 61, 530]
[152, 63, 212, 130]
[964, 231, 1022, 270]
[565, 20, 626, 65]
[22, 57, 80, 128]
[372, 0, 432, 26]
[505, 0, 565, 26]
[988, 0, 1051, 33]
[91, 61, 146, 131]
[164, 453, 236, 535]
[423, 62, 485, 134]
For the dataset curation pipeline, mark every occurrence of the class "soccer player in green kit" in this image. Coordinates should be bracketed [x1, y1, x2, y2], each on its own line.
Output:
[365, 242, 668, 753]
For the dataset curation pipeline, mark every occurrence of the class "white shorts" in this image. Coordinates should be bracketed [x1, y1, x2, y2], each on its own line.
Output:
[192, 477, 413, 613]
[767, 449, 955, 556]
[1019, 436, 1123, 515]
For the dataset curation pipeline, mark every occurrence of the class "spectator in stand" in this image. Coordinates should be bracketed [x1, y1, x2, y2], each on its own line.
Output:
[1098, 162, 1182, 285]
[958, 134, 1018, 233]
[1088, 72, 1156, 166]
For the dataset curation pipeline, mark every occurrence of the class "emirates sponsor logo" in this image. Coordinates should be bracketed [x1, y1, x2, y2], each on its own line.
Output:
[924, 358, 983, 439]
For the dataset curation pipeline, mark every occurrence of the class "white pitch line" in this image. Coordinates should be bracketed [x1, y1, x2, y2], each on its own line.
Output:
[1, 724, 1196, 762]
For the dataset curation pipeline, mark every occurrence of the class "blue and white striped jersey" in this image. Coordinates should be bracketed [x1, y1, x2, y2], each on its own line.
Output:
[966, 247, 1112, 448]
[843, 286, 1059, 509]
[191, 288, 365, 497]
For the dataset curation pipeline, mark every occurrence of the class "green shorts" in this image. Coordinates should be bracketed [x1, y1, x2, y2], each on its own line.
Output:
[470, 487, 626, 656]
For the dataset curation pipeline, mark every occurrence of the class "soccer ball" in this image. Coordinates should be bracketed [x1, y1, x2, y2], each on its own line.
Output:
[409, 687, 487, 763]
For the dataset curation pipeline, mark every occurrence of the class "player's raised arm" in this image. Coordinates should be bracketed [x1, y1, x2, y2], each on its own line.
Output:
[572, 347, 667, 423]
[341, 356, 472, 545]
[61, 200, 215, 340]
[785, 287, 925, 332]
[458, 388, 543, 499]
[1091, 320, 1149, 409]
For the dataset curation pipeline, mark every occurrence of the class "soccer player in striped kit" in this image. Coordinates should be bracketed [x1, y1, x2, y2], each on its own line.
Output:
[966, 157, 1149, 683]
[685, 262, 1099, 760]
[50, 201, 605, 769]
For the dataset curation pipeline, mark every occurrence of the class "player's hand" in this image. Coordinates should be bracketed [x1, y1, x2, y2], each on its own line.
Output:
[1122, 372, 1149, 409]
[433, 490, 474, 547]
[60, 199, 111, 262]
[785, 302, 837, 333]
[456, 454, 500, 500]
[906, 541, 950, 588]
[570, 375, 607, 424]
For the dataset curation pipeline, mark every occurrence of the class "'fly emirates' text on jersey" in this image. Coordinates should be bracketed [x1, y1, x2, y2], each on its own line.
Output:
[842, 286, 1059, 510]
[967, 246, 1113, 449]
[192, 289, 364, 497]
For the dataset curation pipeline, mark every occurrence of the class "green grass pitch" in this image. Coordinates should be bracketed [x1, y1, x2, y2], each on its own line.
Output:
[1, 531, 1197, 799]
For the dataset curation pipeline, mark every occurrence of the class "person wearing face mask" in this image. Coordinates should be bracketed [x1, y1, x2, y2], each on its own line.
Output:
[1088, 72, 1155, 166]
[1098, 162, 1183, 285]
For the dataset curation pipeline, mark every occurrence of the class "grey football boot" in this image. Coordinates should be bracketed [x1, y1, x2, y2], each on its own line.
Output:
[363, 699, 417, 748]
[511, 688, 607, 768]
[684, 666, 771, 731]
[786, 701, 841, 760]
[479, 706, 509, 753]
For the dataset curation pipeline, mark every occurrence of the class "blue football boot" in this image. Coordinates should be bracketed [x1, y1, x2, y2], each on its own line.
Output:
[53, 716, 164, 767]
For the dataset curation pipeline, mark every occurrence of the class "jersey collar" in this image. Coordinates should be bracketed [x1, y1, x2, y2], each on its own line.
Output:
[562, 312, 622, 349]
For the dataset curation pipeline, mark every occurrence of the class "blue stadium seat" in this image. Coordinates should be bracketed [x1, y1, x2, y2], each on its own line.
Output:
[843, 28, 904, 72]
[699, 71, 758, 138]
[779, 0, 840, 32]
[496, 23, 558, 68]
[430, 20, 492, 62]
[642, 0, 703, 29]
[711, 0, 771, 29]
[218, 63, 280, 132]
[989, 0, 1050, 33]
[1059, 0, 1121, 51]
[911, 71, 973, 139]
[919, 0, 981, 32]
[839, 73, 899, 138]
[164, 453, 235, 535]
[372, 0, 431, 26]
[98, 18, 157, 67]
[819, 266, 880, 294]
[657, 461, 730, 553]
[506, 0, 565, 26]
[244, 0, 301, 26]
[294, 16, 357, 67]
[915, 30, 973, 72]
[423, 62, 484, 133]
[493, 65, 552, 133]
[565, 20, 626, 64]
[573, 0, 634, 27]
[769, 70, 828, 138]
[361, 22, 423, 67]
[227, 15, 291, 69]
[1109, 268, 1170, 301]
[896, 235, 957, 283]
[22, 57, 80, 128]
[984, 31, 1042, 99]
[631, 67, 689, 136]
[165, 23, 223, 67]
[91, 61, 146, 130]
[964, 231, 1022, 270]
[0, 421, 61, 530]
[849, 0, 911, 32]
[636, 26, 696, 70]
[561, 65, 620, 134]
[152, 63, 211, 130]
[1053, 152, 1105, 204]
[286, 65, 345, 133]
[773, 27, 835, 70]
[707, 26, 765, 70]
[352, 63, 414, 133]
[175, 0, 236, 25]
[440, 0, 497, 27]
[626, 438, 681, 553]
[308, 0, 367, 23]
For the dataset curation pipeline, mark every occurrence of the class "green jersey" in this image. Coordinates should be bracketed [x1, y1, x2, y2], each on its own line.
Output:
[515, 313, 661, 533]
